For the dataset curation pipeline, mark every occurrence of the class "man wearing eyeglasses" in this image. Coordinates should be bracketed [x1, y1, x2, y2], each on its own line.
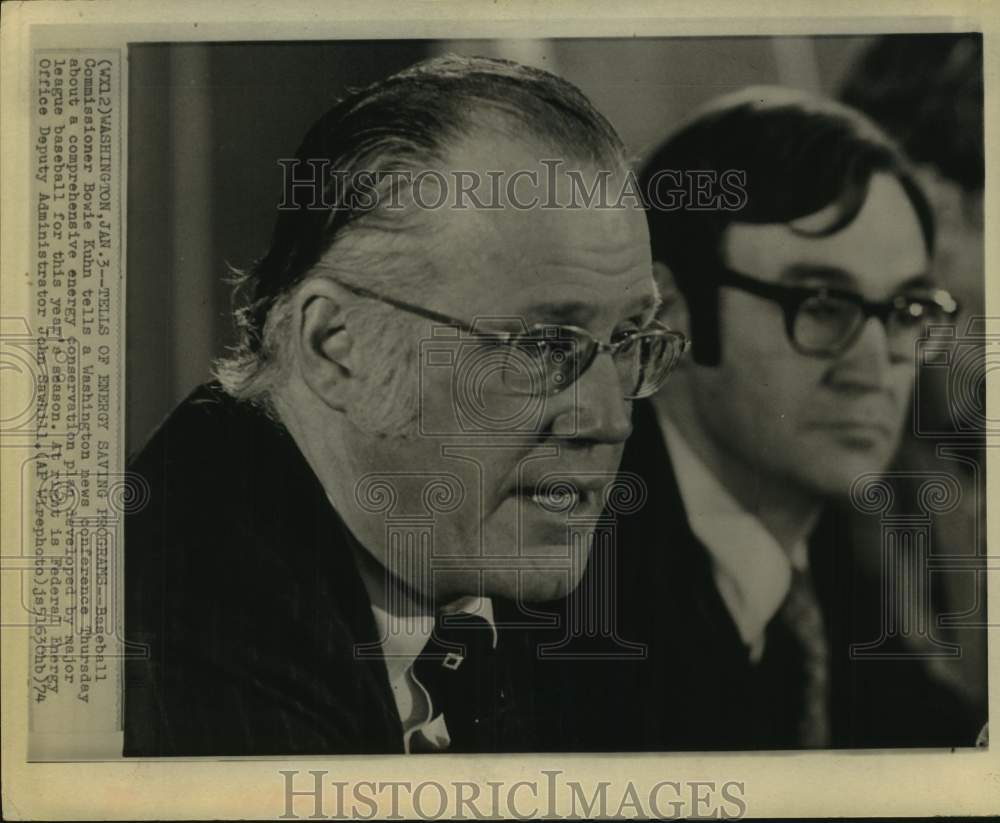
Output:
[541, 86, 978, 752]
[122, 56, 684, 755]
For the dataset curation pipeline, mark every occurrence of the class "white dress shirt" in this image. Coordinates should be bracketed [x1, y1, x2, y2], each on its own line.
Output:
[328, 498, 497, 754]
[657, 413, 808, 662]
[369, 593, 497, 752]
[335, 500, 498, 751]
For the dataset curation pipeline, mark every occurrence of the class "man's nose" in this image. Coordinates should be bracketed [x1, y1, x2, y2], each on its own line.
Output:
[832, 316, 901, 387]
[550, 352, 633, 442]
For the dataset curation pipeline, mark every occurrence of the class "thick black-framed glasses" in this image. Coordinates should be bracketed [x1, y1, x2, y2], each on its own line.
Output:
[715, 267, 959, 358]
[331, 278, 690, 399]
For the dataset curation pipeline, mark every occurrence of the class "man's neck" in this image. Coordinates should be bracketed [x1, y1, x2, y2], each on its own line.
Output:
[652, 392, 822, 556]
[272, 384, 476, 611]
[271, 383, 385, 556]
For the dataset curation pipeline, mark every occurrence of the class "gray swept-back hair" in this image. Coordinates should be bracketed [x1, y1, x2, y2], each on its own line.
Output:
[213, 54, 629, 433]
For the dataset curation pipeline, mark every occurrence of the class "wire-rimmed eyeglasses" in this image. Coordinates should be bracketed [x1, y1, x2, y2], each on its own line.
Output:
[330, 278, 690, 399]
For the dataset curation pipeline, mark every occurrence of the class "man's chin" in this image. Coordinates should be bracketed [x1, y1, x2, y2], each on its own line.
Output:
[476, 554, 589, 604]
[519, 568, 582, 603]
[790, 430, 900, 494]
[475, 520, 595, 602]
[802, 458, 897, 501]
[814, 421, 902, 460]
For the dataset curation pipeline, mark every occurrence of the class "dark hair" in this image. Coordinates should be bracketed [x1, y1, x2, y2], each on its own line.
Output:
[840, 33, 983, 193]
[233, 53, 627, 360]
[639, 86, 936, 366]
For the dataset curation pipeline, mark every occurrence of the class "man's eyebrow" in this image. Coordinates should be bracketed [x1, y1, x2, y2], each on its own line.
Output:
[780, 264, 935, 292]
[780, 264, 857, 287]
[521, 293, 662, 326]
[521, 300, 598, 325]
[894, 273, 937, 292]
[631, 291, 663, 320]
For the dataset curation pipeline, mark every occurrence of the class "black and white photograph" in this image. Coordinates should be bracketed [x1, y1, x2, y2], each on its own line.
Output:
[1, 2, 995, 819]
[123, 32, 988, 756]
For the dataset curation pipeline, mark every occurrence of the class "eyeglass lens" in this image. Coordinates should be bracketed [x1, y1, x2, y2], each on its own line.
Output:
[793, 295, 945, 355]
[498, 328, 683, 399]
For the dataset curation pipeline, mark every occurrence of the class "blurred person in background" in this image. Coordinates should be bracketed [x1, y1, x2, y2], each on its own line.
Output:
[839, 33, 988, 722]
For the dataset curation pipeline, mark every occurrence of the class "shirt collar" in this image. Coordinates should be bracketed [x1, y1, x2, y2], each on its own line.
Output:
[337, 518, 496, 683]
[657, 412, 807, 653]
[368, 596, 497, 685]
[327, 492, 498, 681]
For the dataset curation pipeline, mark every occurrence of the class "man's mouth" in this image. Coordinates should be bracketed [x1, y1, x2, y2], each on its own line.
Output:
[817, 419, 896, 438]
[530, 488, 579, 512]
[514, 481, 601, 514]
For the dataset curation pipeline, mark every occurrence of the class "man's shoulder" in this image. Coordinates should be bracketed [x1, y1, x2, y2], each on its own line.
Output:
[124, 384, 381, 685]
[122, 387, 398, 755]
[124, 382, 363, 614]
[616, 400, 705, 560]
[129, 382, 284, 471]
[127, 383, 314, 531]
[612, 400, 744, 646]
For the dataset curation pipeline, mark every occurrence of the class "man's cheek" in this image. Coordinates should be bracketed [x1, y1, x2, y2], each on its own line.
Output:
[746, 370, 807, 426]
[893, 366, 918, 405]
[779, 362, 834, 415]
[479, 503, 523, 563]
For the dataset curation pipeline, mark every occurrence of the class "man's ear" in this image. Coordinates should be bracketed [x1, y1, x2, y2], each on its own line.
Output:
[294, 277, 356, 412]
[653, 261, 691, 336]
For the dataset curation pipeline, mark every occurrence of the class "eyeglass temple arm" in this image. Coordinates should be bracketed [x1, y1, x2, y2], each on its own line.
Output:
[331, 278, 482, 334]
[335, 276, 694, 352]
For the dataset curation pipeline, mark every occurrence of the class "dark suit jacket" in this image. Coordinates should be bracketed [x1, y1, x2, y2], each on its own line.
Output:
[527, 399, 982, 751]
[123, 383, 533, 756]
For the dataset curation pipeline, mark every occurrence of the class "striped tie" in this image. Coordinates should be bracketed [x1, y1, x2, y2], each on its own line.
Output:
[775, 566, 832, 748]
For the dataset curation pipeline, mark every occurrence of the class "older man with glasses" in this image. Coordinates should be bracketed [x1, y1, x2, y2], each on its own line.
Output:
[122, 55, 686, 756]
[532, 86, 979, 752]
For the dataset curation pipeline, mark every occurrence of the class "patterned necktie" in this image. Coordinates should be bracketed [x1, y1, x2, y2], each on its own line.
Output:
[410, 612, 504, 752]
[773, 565, 832, 748]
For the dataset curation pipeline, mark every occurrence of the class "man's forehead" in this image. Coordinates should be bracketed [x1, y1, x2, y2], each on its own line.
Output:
[442, 127, 545, 168]
[723, 174, 929, 293]
[440, 129, 634, 210]
[443, 126, 603, 175]
[513, 289, 662, 327]
[435, 199, 650, 279]
[400, 132, 652, 319]
[420, 196, 653, 326]
[421, 156, 647, 257]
